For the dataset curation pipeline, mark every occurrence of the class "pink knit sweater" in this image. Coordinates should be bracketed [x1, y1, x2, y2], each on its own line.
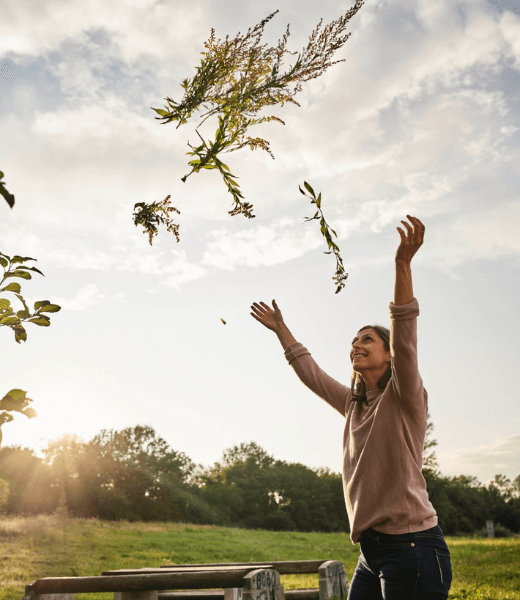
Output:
[283, 297, 438, 544]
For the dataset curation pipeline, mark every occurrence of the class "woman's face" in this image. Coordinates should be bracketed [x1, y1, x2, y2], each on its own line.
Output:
[350, 328, 391, 373]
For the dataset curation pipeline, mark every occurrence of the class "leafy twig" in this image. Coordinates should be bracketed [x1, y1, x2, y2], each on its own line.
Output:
[150, 1, 365, 221]
[299, 181, 348, 294]
[0, 252, 61, 343]
[132, 195, 181, 246]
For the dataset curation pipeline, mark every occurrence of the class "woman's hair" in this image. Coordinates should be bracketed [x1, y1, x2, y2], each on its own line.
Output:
[350, 324, 392, 406]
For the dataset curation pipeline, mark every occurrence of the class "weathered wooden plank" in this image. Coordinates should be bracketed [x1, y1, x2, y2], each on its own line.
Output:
[24, 569, 258, 596]
[318, 561, 349, 600]
[104, 566, 273, 577]
[158, 561, 328, 575]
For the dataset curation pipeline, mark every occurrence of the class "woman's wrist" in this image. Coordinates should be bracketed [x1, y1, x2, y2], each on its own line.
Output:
[275, 322, 297, 350]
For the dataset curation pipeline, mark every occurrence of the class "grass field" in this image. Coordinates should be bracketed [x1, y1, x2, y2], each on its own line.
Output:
[1, 515, 519, 600]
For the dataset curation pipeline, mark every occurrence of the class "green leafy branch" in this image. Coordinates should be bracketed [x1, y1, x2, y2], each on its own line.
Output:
[0, 252, 61, 343]
[0, 389, 36, 446]
[299, 181, 348, 294]
[0, 171, 15, 209]
[150, 1, 365, 223]
[132, 195, 181, 246]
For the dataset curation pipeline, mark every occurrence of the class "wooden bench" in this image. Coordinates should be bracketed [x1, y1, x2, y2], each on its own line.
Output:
[23, 560, 349, 600]
[103, 560, 349, 600]
[23, 566, 281, 600]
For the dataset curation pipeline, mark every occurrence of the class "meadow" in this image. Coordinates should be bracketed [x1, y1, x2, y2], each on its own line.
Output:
[1, 515, 518, 600]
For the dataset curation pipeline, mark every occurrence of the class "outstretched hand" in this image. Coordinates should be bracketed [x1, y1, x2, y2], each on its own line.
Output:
[250, 300, 285, 332]
[395, 215, 425, 264]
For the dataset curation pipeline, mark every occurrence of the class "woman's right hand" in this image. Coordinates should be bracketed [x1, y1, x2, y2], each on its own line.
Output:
[250, 300, 285, 332]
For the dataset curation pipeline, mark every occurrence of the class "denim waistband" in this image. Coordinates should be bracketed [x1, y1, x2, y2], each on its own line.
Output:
[359, 525, 448, 548]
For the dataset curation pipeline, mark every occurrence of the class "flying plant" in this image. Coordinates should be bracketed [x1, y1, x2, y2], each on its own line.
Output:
[135, 2, 364, 292]
[299, 181, 348, 294]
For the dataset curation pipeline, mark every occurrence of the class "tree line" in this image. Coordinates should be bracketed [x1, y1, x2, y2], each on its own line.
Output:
[0, 423, 519, 536]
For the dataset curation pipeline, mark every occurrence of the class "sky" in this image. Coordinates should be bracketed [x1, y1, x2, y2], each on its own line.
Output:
[1, 0, 519, 489]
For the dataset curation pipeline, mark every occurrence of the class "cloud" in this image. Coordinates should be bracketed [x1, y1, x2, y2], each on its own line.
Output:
[438, 434, 520, 484]
[200, 219, 325, 270]
[49, 283, 125, 310]
[1, 0, 209, 64]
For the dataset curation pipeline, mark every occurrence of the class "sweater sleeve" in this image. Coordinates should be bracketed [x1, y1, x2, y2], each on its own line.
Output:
[388, 298, 425, 412]
[284, 342, 350, 417]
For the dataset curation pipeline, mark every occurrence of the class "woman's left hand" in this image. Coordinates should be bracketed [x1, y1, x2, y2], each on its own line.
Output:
[395, 215, 425, 264]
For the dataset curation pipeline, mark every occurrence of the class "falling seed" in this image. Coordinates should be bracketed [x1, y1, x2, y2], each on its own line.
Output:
[221, 318, 226, 325]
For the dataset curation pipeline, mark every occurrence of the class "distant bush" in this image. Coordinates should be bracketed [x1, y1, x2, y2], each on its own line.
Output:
[474, 523, 515, 538]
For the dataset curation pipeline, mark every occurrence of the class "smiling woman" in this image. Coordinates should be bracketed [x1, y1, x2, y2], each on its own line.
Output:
[350, 325, 391, 404]
[251, 215, 454, 600]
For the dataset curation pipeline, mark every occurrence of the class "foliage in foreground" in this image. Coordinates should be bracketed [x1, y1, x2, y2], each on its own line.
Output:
[0, 252, 61, 445]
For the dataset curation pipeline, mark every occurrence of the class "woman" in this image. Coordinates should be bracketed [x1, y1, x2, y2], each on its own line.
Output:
[250, 215, 452, 600]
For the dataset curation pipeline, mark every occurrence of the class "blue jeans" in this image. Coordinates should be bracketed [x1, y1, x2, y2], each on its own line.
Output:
[347, 525, 452, 600]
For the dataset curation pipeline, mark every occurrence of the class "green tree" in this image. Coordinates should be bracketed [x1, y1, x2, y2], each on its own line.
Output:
[0, 445, 58, 514]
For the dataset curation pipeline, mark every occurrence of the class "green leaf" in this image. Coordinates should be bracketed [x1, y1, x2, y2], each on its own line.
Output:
[14, 326, 27, 344]
[1, 282, 21, 293]
[15, 293, 29, 312]
[27, 317, 50, 327]
[0, 256, 8, 268]
[0, 299, 11, 310]
[15, 265, 44, 276]
[0, 389, 31, 411]
[0, 316, 21, 326]
[36, 304, 61, 313]
[303, 181, 315, 197]
[34, 300, 51, 310]
[152, 108, 170, 117]
[0, 171, 15, 209]
[316, 192, 321, 208]
[4, 270, 31, 280]
[10, 256, 36, 264]
[16, 310, 31, 320]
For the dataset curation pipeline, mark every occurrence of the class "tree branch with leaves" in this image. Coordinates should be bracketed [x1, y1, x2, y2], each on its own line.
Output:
[0, 252, 61, 446]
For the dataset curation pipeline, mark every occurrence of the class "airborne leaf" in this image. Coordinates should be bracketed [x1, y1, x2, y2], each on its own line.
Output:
[304, 181, 315, 196]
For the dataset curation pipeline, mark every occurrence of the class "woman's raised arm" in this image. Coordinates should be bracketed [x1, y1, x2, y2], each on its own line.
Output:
[394, 215, 425, 305]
